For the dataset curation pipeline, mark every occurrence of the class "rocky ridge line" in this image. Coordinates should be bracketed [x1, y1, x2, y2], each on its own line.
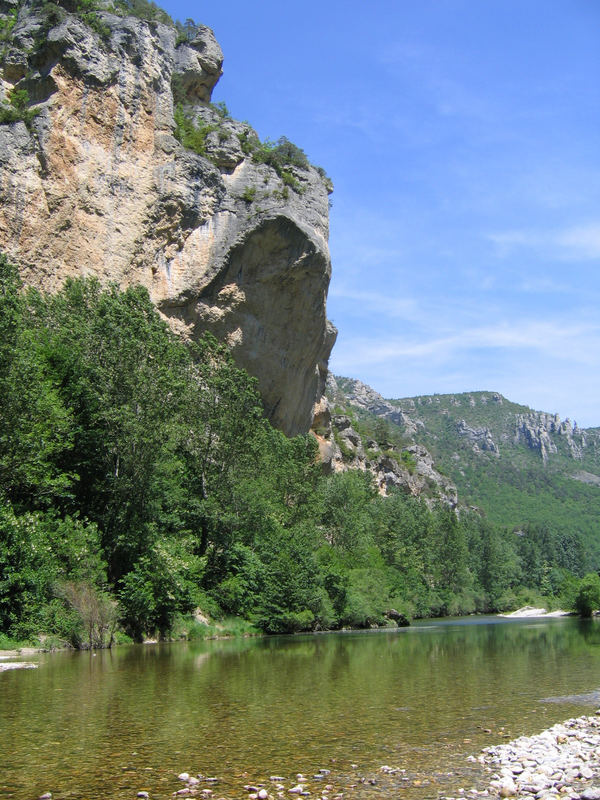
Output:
[515, 413, 585, 463]
[317, 375, 457, 505]
[333, 380, 600, 466]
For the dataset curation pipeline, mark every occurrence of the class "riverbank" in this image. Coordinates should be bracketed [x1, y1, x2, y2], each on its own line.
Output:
[0, 660, 38, 672]
[0, 610, 581, 670]
[498, 606, 573, 619]
[0, 649, 42, 671]
[443, 711, 600, 799]
[167, 712, 600, 800]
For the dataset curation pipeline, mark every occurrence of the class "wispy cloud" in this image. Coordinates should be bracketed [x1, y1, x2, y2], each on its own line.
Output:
[488, 222, 600, 261]
[329, 286, 420, 321]
[516, 276, 571, 294]
[557, 224, 600, 260]
[329, 316, 600, 425]
[331, 318, 600, 370]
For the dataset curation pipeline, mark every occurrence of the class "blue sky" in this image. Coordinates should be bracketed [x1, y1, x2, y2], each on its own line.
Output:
[160, 0, 600, 427]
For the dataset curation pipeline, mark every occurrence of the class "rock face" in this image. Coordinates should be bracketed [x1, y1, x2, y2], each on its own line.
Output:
[456, 419, 499, 455]
[323, 376, 458, 506]
[331, 376, 421, 435]
[0, 0, 335, 435]
[515, 412, 584, 462]
[514, 415, 558, 463]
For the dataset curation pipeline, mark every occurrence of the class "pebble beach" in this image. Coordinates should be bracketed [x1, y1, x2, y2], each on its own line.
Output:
[165, 713, 600, 800]
[444, 711, 600, 800]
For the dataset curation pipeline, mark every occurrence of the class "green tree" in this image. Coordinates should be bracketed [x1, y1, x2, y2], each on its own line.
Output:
[0, 503, 106, 640]
[574, 573, 600, 618]
[318, 470, 378, 562]
[429, 509, 472, 614]
[0, 256, 74, 508]
[466, 516, 519, 610]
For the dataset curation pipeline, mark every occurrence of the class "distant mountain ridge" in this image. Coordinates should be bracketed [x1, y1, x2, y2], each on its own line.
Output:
[327, 375, 600, 568]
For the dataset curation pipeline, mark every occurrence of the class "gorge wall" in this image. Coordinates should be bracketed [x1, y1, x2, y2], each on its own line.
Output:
[0, 0, 336, 435]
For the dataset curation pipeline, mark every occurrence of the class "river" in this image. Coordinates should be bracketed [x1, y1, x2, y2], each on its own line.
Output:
[2, 616, 600, 799]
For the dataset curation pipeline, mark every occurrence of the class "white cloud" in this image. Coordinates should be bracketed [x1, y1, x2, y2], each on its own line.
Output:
[330, 316, 600, 426]
[556, 224, 600, 260]
[331, 318, 600, 370]
[488, 222, 600, 261]
[329, 286, 420, 321]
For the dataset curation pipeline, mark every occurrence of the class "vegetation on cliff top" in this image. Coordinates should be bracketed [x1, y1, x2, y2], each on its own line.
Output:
[0, 255, 595, 648]
[0, 0, 333, 192]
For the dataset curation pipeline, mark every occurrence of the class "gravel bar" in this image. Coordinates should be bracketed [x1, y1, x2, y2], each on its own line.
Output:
[443, 711, 600, 799]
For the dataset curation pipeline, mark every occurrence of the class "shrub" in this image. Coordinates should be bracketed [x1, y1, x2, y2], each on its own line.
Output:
[0, 8, 18, 41]
[116, 0, 172, 24]
[0, 88, 40, 127]
[173, 104, 215, 156]
[575, 573, 600, 618]
[280, 170, 303, 193]
[211, 101, 231, 119]
[57, 580, 118, 648]
[256, 608, 314, 634]
[315, 164, 334, 193]
[236, 131, 308, 194]
[400, 450, 417, 475]
[0, 631, 33, 649]
[174, 17, 198, 44]
[72, 0, 111, 39]
[240, 186, 256, 204]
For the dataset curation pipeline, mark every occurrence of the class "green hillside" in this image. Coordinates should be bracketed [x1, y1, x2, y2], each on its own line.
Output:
[405, 393, 600, 565]
[332, 381, 600, 572]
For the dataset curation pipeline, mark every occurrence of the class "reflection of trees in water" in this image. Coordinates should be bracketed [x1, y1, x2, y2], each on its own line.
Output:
[3, 619, 600, 800]
[577, 617, 600, 646]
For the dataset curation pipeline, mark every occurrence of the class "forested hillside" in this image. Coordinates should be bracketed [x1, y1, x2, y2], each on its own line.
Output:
[2, 257, 599, 648]
[330, 377, 600, 579]
[400, 392, 600, 564]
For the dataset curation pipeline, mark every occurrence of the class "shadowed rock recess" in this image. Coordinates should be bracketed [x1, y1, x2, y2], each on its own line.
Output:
[0, 0, 336, 435]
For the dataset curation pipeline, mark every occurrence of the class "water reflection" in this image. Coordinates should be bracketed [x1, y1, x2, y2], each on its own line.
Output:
[1, 617, 600, 800]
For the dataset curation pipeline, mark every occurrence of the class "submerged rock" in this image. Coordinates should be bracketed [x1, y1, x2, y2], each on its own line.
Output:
[0, 661, 38, 671]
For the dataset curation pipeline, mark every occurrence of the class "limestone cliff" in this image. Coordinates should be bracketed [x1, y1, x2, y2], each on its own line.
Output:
[0, 0, 335, 435]
[322, 375, 458, 506]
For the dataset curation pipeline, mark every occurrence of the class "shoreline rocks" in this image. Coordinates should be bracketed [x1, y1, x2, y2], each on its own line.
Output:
[443, 712, 600, 799]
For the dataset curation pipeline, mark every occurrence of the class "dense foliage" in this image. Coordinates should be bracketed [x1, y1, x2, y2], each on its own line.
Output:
[0, 257, 595, 647]
[385, 392, 600, 569]
[332, 382, 600, 570]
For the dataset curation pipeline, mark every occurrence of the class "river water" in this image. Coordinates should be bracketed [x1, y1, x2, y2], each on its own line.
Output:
[2, 616, 600, 800]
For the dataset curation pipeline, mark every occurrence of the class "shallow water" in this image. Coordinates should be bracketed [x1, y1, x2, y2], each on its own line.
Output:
[2, 616, 600, 800]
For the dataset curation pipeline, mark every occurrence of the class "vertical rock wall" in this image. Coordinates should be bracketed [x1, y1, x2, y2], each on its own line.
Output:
[0, 0, 336, 435]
